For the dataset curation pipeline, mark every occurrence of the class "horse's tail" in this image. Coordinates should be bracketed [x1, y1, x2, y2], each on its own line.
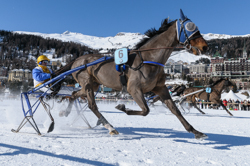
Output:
[54, 59, 76, 75]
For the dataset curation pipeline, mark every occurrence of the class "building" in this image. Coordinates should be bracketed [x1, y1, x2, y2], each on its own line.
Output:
[164, 63, 172, 74]
[8, 69, 32, 82]
[208, 42, 250, 80]
[188, 63, 207, 74]
[51, 60, 62, 70]
[172, 62, 183, 73]
[164, 63, 183, 74]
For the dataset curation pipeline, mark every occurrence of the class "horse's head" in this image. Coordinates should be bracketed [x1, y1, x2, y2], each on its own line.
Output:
[224, 78, 234, 87]
[176, 9, 208, 55]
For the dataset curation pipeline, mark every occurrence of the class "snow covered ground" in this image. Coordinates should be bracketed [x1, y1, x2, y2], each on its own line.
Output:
[1, 98, 250, 166]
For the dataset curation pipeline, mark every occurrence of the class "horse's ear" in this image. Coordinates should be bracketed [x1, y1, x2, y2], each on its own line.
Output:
[180, 9, 186, 21]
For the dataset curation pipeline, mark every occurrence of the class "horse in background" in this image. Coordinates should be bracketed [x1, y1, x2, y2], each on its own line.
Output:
[54, 9, 209, 139]
[178, 78, 234, 116]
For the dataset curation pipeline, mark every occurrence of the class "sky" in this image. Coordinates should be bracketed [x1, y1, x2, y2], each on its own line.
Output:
[1, 0, 250, 37]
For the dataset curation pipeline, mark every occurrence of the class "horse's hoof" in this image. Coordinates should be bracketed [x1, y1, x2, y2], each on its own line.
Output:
[64, 111, 70, 117]
[195, 133, 208, 140]
[59, 111, 65, 117]
[109, 130, 119, 135]
[59, 111, 70, 117]
[115, 104, 126, 111]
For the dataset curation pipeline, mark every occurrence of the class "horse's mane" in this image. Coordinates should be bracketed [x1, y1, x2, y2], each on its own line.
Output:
[212, 78, 226, 86]
[134, 18, 177, 49]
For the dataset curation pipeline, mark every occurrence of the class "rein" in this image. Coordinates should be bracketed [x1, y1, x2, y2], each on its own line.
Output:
[127, 44, 197, 71]
[130, 46, 185, 53]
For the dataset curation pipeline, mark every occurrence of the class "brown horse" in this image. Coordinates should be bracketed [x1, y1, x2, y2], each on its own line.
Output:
[55, 10, 208, 139]
[179, 78, 234, 116]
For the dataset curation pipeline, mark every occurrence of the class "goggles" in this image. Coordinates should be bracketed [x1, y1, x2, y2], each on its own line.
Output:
[41, 60, 49, 64]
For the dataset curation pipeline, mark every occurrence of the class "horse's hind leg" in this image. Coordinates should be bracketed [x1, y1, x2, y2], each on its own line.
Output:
[154, 86, 207, 140]
[75, 77, 118, 135]
[191, 96, 205, 114]
[115, 86, 149, 116]
[59, 92, 79, 117]
[87, 85, 119, 135]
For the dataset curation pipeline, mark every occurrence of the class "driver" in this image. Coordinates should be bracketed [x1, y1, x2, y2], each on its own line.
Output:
[32, 55, 54, 93]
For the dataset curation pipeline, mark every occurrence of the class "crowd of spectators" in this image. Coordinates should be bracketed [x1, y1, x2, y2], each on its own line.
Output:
[222, 98, 250, 111]
[192, 98, 250, 111]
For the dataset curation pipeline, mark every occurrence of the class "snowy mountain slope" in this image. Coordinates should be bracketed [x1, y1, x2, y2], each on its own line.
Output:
[16, 30, 250, 64]
[15, 31, 146, 50]
[202, 33, 250, 40]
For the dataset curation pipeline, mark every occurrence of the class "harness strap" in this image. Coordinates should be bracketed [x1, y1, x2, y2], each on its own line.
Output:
[143, 61, 165, 67]
[126, 50, 165, 72]
[119, 65, 127, 92]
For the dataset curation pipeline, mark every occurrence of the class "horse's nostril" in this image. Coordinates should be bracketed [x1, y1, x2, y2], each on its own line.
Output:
[203, 46, 208, 52]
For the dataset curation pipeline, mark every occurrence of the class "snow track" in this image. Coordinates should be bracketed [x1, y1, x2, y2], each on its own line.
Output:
[1, 99, 250, 166]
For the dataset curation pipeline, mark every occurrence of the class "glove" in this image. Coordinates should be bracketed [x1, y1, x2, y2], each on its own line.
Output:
[50, 73, 57, 79]
[50, 73, 61, 92]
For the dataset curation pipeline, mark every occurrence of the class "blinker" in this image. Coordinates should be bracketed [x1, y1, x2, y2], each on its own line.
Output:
[176, 9, 200, 44]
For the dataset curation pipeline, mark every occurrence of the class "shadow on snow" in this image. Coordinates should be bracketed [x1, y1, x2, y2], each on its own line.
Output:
[115, 127, 250, 150]
[0, 143, 115, 166]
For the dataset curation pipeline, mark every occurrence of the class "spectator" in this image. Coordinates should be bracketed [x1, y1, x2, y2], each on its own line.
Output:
[235, 99, 240, 110]
[232, 99, 235, 109]
[227, 98, 232, 109]
[243, 100, 248, 111]
[199, 100, 202, 109]
[240, 100, 244, 110]
[223, 99, 227, 108]
[169, 89, 172, 96]
[248, 100, 250, 111]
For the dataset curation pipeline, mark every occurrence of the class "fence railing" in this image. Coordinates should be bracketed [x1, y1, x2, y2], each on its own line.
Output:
[189, 102, 250, 111]
[1, 96, 249, 111]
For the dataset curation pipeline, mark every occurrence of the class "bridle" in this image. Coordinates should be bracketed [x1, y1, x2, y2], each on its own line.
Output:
[177, 18, 202, 45]
[177, 18, 203, 55]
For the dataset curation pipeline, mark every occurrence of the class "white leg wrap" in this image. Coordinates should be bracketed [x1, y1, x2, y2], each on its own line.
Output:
[104, 124, 115, 132]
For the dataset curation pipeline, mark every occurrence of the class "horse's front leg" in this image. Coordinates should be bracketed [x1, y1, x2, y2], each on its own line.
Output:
[218, 100, 233, 116]
[153, 86, 207, 140]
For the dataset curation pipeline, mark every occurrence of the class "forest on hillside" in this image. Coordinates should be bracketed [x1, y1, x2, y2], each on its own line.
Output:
[206, 36, 250, 58]
[1, 30, 250, 72]
[0, 30, 98, 71]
